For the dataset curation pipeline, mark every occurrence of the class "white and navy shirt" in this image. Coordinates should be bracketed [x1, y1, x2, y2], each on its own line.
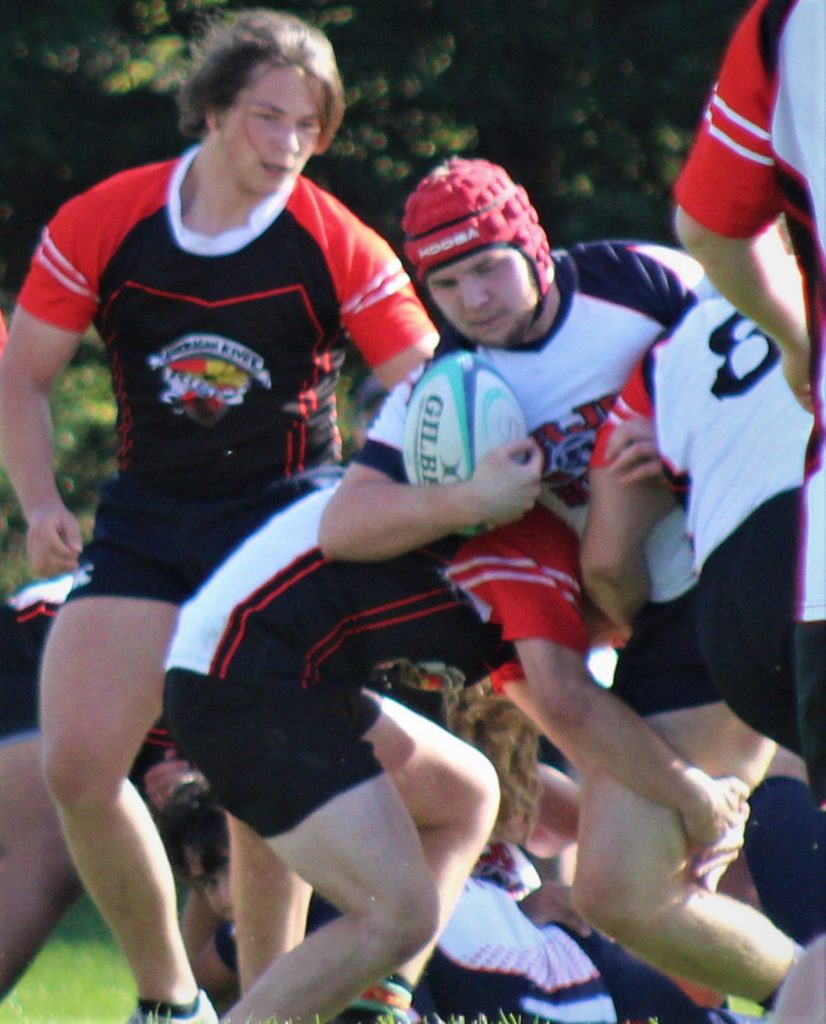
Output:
[361, 239, 710, 601]
[599, 297, 812, 572]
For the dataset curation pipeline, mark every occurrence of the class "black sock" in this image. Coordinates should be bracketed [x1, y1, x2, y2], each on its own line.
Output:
[137, 996, 199, 1020]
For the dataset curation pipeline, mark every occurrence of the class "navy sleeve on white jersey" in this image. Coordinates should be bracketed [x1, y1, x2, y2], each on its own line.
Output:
[569, 240, 710, 327]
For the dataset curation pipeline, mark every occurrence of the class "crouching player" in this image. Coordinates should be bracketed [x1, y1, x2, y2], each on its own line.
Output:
[163, 475, 522, 1024]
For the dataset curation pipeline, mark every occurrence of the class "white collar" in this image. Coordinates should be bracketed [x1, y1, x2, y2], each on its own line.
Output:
[167, 145, 294, 256]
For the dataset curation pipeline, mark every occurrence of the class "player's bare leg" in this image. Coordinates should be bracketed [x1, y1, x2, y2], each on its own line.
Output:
[573, 702, 795, 1002]
[367, 695, 500, 983]
[227, 816, 311, 990]
[0, 733, 82, 996]
[222, 697, 498, 1023]
[40, 598, 201, 1007]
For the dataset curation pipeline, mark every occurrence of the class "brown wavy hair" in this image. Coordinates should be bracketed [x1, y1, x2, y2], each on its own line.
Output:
[177, 8, 345, 150]
[444, 680, 541, 844]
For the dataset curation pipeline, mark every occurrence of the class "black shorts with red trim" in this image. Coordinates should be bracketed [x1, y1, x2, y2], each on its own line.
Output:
[165, 551, 513, 837]
[165, 669, 384, 837]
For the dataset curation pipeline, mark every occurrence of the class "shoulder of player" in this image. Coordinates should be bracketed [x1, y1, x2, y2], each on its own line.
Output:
[562, 239, 710, 327]
[567, 239, 703, 288]
[28, 159, 176, 317]
[55, 158, 175, 223]
[287, 175, 387, 246]
[42, 159, 175, 279]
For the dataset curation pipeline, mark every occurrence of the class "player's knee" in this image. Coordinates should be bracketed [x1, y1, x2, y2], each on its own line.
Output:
[450, 746, 501, 841]
[40, 738, 121, 809]
[364, 874, 440, 964]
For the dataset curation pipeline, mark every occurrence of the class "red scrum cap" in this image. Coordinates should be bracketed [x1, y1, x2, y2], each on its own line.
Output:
[402, 158, 552, 295]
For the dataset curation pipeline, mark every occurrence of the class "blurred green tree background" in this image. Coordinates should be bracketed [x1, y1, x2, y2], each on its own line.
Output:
[0, 0, 744, 591]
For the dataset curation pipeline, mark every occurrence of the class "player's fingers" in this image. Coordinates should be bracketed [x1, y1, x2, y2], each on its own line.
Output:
[603, 415, 655, 460]
[611, 445, 662, 481]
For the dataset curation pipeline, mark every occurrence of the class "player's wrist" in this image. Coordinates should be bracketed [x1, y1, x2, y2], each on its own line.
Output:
[442, 479, 488, 534]
[674, 765, 717, 839]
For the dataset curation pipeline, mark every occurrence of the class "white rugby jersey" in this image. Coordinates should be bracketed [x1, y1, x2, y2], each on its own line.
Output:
[675, 0, 825, 620]
[429, 841, 618, 1024]
[362, 239, 708, 602]
[605, 297, 812, 572]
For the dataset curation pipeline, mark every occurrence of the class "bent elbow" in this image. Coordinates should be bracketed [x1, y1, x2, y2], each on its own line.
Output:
[317, 522, 346, 560]
[581, 562, 624, 612]
[673, 205, 715, 260]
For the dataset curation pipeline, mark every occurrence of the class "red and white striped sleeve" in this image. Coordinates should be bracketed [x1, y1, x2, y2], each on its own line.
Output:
[674, 0, 782, 237]
[447, 505, 588, 656]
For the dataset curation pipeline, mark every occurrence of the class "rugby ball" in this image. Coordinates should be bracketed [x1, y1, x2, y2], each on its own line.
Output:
[403, 352, 527, 485]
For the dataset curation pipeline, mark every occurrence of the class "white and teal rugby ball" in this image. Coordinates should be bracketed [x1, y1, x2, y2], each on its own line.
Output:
[403, 351, 527, 485]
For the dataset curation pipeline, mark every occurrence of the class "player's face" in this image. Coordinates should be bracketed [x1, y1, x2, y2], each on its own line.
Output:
[185, 848, 233, 922]
[208, 64, 323, 198]
[425, 248, 541, 348]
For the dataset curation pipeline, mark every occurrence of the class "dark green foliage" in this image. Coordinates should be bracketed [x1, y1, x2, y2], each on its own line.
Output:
[0, 335, 116, 593]
[0, 0, 746, 587]
[0, 0, 745, 288]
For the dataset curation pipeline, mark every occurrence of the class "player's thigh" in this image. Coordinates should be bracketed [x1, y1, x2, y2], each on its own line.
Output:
[267, 770, 437, 920]
[365, 695, 499, 829]
[646, 702, 775, 789]
[574, 770, 687, 913]
[40, 596, 179, 777]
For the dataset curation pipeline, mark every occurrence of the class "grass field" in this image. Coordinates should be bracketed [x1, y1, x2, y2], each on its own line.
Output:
[0, 895, 134, 1024]
[1, 895, 766, 1023]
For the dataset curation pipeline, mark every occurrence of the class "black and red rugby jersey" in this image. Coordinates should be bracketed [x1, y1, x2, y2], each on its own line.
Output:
[18, 155, 435, 498]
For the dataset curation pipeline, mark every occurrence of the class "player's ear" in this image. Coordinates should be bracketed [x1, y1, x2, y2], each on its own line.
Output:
[205, 108, 224, 132]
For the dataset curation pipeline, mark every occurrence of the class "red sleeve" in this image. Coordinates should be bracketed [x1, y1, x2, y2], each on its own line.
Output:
[447, 505, 588, 654]
[590, 357, 654, 468]
[288, 179, 438, 368]
[17, 162, 172, 332]
[674, 0, 782, 237]
[488, 659, 527, 695]
[0, 309, 7, 355]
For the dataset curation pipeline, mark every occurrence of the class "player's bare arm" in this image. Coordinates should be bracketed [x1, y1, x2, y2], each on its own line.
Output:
[0, 308, 84, 575]
[319, 439, 543, 561]
[581, 418, 676, 632]
[505, 638, 750, 852]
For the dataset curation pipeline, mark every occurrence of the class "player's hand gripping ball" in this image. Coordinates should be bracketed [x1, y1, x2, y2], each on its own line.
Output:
[403, 351, 527, 485]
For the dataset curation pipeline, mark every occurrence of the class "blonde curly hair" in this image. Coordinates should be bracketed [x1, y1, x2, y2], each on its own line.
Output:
[444, 680, 541, 844]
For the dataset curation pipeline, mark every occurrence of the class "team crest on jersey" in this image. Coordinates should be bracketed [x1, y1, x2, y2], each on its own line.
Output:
[476, 841, 541, 899]
[149, 334, 272, 426]
[369, 657, 466, 694]
[532, 395, 616, 507]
